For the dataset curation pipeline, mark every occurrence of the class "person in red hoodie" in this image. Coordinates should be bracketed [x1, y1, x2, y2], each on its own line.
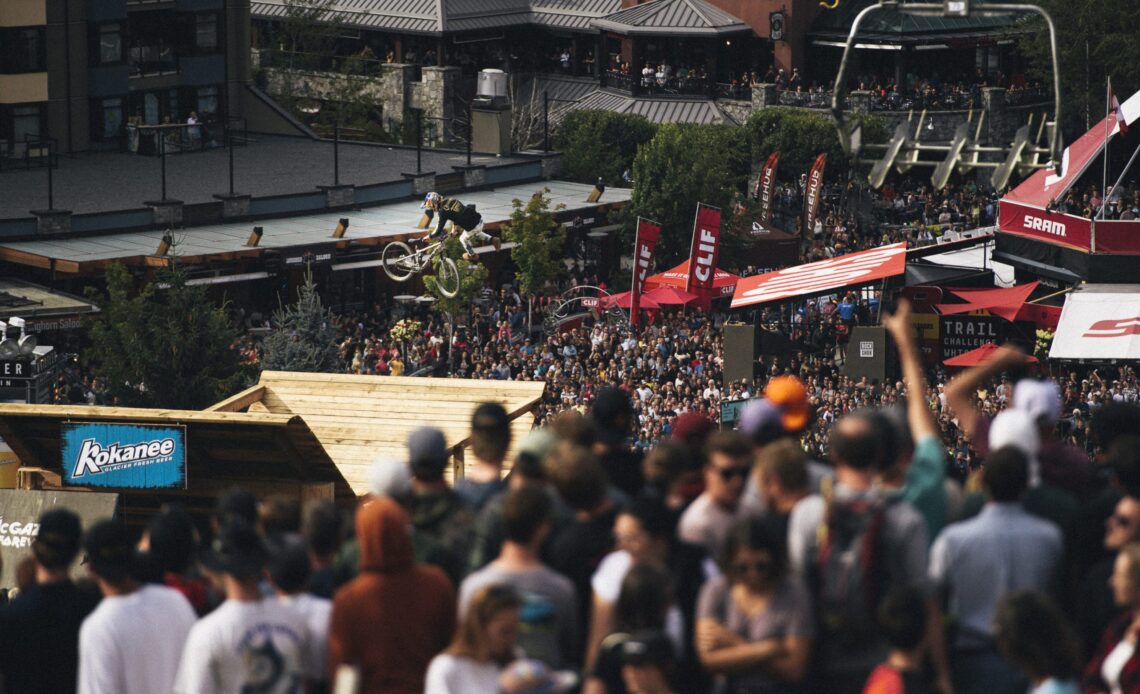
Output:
[328, 496, 457, 693]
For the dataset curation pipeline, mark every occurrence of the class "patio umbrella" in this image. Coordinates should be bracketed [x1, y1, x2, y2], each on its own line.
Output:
[643, 286, 699, 306]
[603, 291, 660, 310]
[943, 342, 1038, 367]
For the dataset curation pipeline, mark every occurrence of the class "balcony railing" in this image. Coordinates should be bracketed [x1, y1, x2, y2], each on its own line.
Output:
[601, 70, 716, 98]
[258, 49, 386, 76]
[128, 45, 178, 77]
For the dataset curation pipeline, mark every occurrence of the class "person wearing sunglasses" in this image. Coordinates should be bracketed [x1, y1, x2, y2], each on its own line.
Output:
[695, 517, 813, 694]
[679, 431, 757, 559]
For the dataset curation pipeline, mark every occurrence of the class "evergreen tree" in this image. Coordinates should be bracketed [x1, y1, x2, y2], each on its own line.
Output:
[260, 271, 341, 373]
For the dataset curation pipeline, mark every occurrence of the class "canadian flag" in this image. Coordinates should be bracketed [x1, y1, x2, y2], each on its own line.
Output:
[1111, 85, 1128, 135]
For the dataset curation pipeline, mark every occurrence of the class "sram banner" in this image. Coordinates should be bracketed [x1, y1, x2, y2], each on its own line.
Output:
[62, 422, 187, 489]
[685, 204, 722, 294]
[998, 200, 1091, 251]
[731, 242, 907, 308]
[630, 218, 661, 326]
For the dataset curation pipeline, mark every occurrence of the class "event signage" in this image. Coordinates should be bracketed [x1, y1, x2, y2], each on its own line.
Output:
[0, 489, 119, 588]
[720, 397, 750, 428]
[997, 201, 1091, 251]
[685, 205, 722, 295]
[1051, 287, 1140, 360]
[802, 153, 827, 237]
[630, 218, 661, 327]
[754, 152, 780, 230]
[61, 423, 187, 489]
[731, 242, 907, 308]
[939, 315, 1034, 361]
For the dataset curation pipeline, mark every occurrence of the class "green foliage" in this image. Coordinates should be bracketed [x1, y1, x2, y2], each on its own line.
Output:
[1018, 0, 1140, 137]
[260, 271, 341, 373]
[743, 107, 887, 177]
[424, 236, 489, 315]
[503, 188, 566, 296]
[278, 0, 340, 61]
[555, 110, 657, 185]
[622, 123, 749, 263]
[84, 263, 248, 410]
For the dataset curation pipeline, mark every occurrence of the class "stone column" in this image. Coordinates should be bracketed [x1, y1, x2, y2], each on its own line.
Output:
[318, 184, 356, 209]
[213, 193, 251, 218]
[402, 171, 436, 195]
[453, 164, 486, 188]
[145, 199, 183, 227]
[419, 66, 462, 146]
[378, 63, 415, 131]
[751, 83, 777, 109]
[982, 87, 1007, 145]
[30, 209, 72, 235]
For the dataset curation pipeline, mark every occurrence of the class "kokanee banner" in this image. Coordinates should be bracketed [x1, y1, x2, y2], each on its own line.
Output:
[755, 152, 780, 226]
[802, 153, 826, 237]
[685, 205, 722, 294]
[62, 422, 187, 489]
[630, 218, 661, 326]
[998, 200, 1091, 251]
[731, 242, 907, 308]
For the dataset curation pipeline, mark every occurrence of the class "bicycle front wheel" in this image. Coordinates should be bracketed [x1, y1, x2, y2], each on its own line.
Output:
[436, 257, 460, 298]
[382, 241, 416, 282]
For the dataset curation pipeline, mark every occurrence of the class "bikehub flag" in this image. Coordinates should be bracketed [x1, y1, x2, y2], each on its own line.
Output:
[630, 218, 661, 326]
[754, 151, 780, 230]
[802, 153, 827, 237]
[62, 423, 187, 489]
[685, 204, 722, 295]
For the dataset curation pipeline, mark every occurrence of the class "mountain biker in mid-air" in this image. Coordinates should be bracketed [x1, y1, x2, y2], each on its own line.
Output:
[418, 192, 501, 261]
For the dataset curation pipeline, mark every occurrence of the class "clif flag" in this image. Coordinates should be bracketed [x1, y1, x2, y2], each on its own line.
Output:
[630, 218, 661, 326]
[802, 153, 827, 237]
[685, 204, 722, 295]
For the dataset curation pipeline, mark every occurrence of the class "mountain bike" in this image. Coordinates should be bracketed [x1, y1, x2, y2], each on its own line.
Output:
[381, 237, 460, 298]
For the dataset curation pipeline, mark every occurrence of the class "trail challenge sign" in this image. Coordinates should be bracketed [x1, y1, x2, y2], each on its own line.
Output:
[62, 423, 187, 489]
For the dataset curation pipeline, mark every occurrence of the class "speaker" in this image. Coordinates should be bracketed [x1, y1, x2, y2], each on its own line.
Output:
[723, 322, 758, 387]
[842, 326, 899, 385]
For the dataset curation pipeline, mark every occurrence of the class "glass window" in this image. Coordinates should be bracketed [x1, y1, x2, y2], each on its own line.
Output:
[196, 14, 218, 52]
[13, 105, 42, 143]
[99, 24, 122, 64]
[101, 98, 123, 139]
[196, 86, 218, 117]
[1, 28, 46, 73]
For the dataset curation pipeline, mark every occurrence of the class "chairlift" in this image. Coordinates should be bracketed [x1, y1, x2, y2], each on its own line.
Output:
[829, 0, 1064, 191]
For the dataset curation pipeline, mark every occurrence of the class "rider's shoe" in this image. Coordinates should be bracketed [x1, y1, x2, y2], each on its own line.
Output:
[464, 252, 477, 262]
[492, 237, 502, 252]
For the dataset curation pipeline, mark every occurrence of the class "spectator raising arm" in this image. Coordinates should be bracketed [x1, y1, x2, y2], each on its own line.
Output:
[944, 343, 1027, 440]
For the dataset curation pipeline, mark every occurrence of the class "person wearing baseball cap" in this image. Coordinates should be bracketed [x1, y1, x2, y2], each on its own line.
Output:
[0, 509, 101, 694]
[591, 387, 644, 498]
[764, 376, 812, 434]
[405, 426, 477, 587]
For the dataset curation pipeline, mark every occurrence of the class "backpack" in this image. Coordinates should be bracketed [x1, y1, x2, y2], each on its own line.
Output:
[809, 480, 894, 650]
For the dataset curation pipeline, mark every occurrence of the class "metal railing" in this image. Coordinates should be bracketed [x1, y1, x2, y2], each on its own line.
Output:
[258, 49, 387, 76]
[601, 70, 716, 97]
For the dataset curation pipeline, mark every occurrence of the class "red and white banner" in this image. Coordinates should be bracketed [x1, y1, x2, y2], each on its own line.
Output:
[802, 153, 826, 237]
[1051, 285, 1140, 360]
[685, 204, 722, 295]
[1111, 84, 1129, 135]
[998, 200, 1091, 251]
[754, 151, 780, 229]
[731, 242, 907, 308]
[629, 218, 661, 326]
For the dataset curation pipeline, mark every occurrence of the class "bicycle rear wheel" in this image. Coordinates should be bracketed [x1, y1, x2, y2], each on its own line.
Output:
[382, 241, 416, 282]
[435, 257, 460, 298]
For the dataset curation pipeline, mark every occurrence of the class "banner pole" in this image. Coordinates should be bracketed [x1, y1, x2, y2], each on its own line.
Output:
[1101, 76, 1111, 220]
[630, 217, 643, 327]
[685, 203, 702, 294]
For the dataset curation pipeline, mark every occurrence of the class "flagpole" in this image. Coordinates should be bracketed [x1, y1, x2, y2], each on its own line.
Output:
[1102, 76, 1111, 220]
[1105, 139, 1140, 216]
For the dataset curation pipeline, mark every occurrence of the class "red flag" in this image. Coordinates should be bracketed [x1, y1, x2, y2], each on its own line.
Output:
[685, 204, 722, 296]
[629, 218, 661, 326]
[754, 151, 780, 228]
[1111, 85, 1128, 135]
[802, 153, 827, 237]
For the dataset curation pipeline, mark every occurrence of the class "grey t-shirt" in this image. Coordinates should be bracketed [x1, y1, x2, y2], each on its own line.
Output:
[458, 563, 580, 669]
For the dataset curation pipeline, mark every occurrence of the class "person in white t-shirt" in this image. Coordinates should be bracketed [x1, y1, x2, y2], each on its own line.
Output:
[78, 519, 197, 694]
[174, 519, 318, 694]
[426, 584, 523, 693]
[267, 540, 332, 690]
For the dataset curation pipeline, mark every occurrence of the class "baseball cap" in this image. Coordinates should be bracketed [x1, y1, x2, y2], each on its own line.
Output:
[200, 518, 269, 578]
[620, 630, 675, 666]
[764, 376, 811, 433]
[671, 411, 714, 449]
[499, 659, 578, 694]
[33, 508, 83, 569]
[739, 398, 785, 446]
[408, 426, 449, 479]
[83, 519, 136, 581]
[592, 387, 634, 446]
[368, 455, 412, 498]
[1013, 379, 1061, 426]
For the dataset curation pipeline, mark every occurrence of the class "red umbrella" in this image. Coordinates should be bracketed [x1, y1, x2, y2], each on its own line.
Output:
[643, 286, 699, 306]
[603, 291, 661, 310]
[943, 342, 1038, 367]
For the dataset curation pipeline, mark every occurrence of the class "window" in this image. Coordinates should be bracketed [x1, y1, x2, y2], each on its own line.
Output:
[196, 86, 219, 117]
[98, 24, 123, 65]
[12, 105, 43, 143]
[0, 27, 46, 73]
[99, 98, 123, 140]
[195, 14, 218, 52]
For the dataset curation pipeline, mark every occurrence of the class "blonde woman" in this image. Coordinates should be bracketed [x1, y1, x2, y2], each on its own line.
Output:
[425, 585, 522, 693]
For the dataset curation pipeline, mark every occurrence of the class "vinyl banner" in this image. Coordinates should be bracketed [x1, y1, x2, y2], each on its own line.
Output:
[755, 152, 780, 228]
[0, 489, 119, 588]
[630, 218, 661, 326]
[802, 153, 827, 237]
[62, 422, 187, 489]
[685, 204, 722, 295]
[731, 242, 907, 309]
[998, 200, 1091, 252]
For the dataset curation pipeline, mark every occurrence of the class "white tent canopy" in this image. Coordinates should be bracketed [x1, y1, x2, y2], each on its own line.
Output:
[1050, 285, 1140, 361]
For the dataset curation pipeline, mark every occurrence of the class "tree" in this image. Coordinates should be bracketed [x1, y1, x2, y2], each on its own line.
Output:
[555, 110, 657, 185]
[84, 262, 248, 410]
[424, 237, 489, 372]
[503, 188, 566, 296]
[260, 271, 341, 372]
[743, 107, 887, 179]
[1018, 0, 1140, 137]
[622, 123, 749, 263]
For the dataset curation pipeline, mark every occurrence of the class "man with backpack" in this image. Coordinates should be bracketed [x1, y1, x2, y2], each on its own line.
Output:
[787, 412, 947, 694]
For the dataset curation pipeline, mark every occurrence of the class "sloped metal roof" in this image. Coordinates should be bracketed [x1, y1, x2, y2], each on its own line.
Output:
[532, 0, 621, 29]
[591, 0, 748, 36]
[517, 74, 604, 104]
[251, 0, 441, 35]
[625, 97, 725, 124]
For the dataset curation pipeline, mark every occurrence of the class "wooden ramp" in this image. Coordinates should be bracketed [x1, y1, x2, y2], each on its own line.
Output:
[211, 372, 545, 495]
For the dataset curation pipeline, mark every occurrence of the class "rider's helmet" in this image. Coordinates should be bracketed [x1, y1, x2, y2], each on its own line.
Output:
[422, 191, 442, 210]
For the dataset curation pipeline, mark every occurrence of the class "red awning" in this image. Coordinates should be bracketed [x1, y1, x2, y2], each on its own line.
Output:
[603, 291, 660, 310]
[1016, 302, 1062, 331]
[644, 261, 740, 297]
[643, 286, 700, 306]
[936, 282, 1039, 322]
[731, 243, 907, 309]
[943, 342, 1038, 367]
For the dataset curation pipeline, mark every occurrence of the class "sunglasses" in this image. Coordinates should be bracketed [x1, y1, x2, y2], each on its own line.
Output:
[715, 466, 750, 482]
[731, 559, 774, 576]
